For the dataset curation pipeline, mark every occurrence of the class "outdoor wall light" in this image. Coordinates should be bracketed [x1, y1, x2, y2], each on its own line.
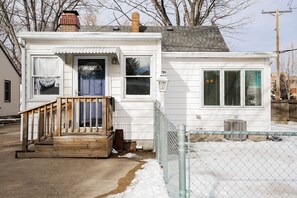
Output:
[157, 71, 168, 92]
[112, 57, 118, 64]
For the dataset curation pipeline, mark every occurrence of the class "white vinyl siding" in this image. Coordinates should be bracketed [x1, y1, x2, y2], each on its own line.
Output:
[163, 56, 270, 132]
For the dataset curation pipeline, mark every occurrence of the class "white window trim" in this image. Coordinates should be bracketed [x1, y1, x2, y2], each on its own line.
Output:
[29, 55, 63, 101]
[202, 68, 264, 108]
[121, 55, 155, 101]
[73, 56, 109, 96]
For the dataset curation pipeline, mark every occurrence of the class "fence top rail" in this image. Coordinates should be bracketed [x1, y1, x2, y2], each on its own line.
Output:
[189, 130, 297, 137]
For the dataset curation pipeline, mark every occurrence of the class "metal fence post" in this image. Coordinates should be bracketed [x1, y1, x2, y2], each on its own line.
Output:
[178, 124, 186, 198]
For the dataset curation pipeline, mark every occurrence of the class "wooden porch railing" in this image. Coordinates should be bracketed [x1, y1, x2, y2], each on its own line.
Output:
[20, 96, 113, 151]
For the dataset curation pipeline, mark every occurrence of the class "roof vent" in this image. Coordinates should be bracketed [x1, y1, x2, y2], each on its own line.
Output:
[166, 26, 174, 31]
[113, 26, 120, 31]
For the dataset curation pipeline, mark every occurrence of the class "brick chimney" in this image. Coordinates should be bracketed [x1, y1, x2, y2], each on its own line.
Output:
[131, 12, 140, 32]
[60, 10, 80, 32]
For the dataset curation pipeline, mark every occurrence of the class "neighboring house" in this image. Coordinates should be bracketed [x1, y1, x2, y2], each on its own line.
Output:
[0, 42, 21, 117]
[17, 11, 274, 157]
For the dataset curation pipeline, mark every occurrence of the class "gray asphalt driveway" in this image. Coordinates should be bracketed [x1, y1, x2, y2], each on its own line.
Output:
[0, 124, 140, 198]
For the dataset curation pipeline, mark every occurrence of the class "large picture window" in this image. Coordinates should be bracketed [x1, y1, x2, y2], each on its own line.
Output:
[33, 57, 60, 95]
[125, 56, 151, 96]
[203, 69, 262, 107]
[245, 70, 262, 106]
[4, 80, 11, 102]
[224, 71, 241, 106]
[204, 71, 220, 105]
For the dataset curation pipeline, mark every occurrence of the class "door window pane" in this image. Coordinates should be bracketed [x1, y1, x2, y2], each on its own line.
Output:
[245, 71, 261, 106]
[204, 71, 220, 105]
[225, 71, 240, 106]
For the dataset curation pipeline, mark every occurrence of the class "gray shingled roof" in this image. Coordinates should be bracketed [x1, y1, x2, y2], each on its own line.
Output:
[80, 26, 229, 52]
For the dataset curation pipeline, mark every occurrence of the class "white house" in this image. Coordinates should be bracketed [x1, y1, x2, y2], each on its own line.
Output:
[0, 42, 21, 117]
[17, 11, 274, 157]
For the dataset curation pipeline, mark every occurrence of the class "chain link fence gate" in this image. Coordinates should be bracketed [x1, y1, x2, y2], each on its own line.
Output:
[186, 130, 297, 198]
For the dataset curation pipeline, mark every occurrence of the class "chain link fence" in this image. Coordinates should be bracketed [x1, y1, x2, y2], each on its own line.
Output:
[154, 105, 297, 197]
[154, 104, 179, 197]
[187, 130, 297, 198]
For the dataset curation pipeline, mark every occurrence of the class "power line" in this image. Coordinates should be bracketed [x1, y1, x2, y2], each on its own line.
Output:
[280, 48, 297, 54]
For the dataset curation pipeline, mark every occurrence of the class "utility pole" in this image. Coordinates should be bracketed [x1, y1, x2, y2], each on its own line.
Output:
[262, 9, 292, 101]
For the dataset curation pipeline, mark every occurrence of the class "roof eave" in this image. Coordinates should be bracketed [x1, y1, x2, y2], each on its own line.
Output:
[17, 32, 162, 41]
[162, 52, 276, 58]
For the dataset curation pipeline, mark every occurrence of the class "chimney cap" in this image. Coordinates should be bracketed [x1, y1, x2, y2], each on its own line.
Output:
[63, 10, 79, 16]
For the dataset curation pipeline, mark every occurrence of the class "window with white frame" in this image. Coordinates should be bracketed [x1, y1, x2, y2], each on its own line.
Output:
[32, 57, 60, 95]
[203, 69, 262, 107]
[4, 80, 11, 102]
[125, 56, 151, 96]
[204, 70, 220, 106]
[224, 71, 241, 106]
[245, 70, 262, 106]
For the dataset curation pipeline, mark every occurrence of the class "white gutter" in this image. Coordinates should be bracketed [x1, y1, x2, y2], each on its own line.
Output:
[17, 32, 162, 41]
[162, 52, 276, 58]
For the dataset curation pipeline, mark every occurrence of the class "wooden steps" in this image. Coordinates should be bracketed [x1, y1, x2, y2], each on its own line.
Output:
[16, 133, 114, 158]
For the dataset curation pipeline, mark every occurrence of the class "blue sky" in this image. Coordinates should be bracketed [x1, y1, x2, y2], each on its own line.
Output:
[225, 0, 296, 52]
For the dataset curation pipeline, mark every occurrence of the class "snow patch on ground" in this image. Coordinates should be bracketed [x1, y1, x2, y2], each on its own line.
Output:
[107, 159, 169, 198]
[118, 153, 137, 159]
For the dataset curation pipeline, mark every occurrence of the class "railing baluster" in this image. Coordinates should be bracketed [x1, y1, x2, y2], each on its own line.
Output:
[90, 99, 92, 132]
[44, 106, 47, 137]
[31, 110, 34, 143]
[71, 98, 74, 133]
[37, 108, 42, 141]
[50, 103, 53, 137]
[56, 98, 62, 136]
[96, 99, 98, 132]
[63, 98, 67, 132]
[83, 98, 86, 132]
[77, 98, 80, 132]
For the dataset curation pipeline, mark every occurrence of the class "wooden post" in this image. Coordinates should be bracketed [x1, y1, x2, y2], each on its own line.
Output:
[275, 10, 280, 101]
[102, 98, 107, 136]
[22, 112, 29, 151]
[262, 9, 292, 101]
[56, 97, 62, 136]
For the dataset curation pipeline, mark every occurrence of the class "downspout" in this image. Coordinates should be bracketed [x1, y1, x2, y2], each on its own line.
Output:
[19, 37, 26, 141]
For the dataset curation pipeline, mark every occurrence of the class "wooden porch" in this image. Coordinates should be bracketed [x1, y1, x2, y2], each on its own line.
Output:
[16, 96, 114, 158]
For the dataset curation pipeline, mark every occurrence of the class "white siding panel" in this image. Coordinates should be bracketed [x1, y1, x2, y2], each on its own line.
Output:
[163, 56, 271, 132]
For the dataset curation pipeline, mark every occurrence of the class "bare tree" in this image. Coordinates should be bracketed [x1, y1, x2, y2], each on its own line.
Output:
[0, 0, 102, 69]
[97, 0, 253, 30]
[280, 44, 297, 100]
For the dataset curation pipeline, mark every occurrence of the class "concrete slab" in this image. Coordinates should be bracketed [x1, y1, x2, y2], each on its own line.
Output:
[0, 124, 140, 198]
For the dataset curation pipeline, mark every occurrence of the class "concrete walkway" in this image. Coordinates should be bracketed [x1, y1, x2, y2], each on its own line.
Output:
[0, 124, 140, 198]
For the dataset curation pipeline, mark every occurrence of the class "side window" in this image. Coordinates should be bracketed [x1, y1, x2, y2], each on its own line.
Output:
[125, 56, 151, 96]
[245, 70, 262, 106]
[224, 71, 241, 106]
[4, 80, 11, 102]
[33, 57, 60, 95]
[204, 71, 220, 106]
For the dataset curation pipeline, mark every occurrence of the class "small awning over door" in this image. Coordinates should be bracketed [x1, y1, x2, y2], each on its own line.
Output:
[53, 47, 120, 62]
